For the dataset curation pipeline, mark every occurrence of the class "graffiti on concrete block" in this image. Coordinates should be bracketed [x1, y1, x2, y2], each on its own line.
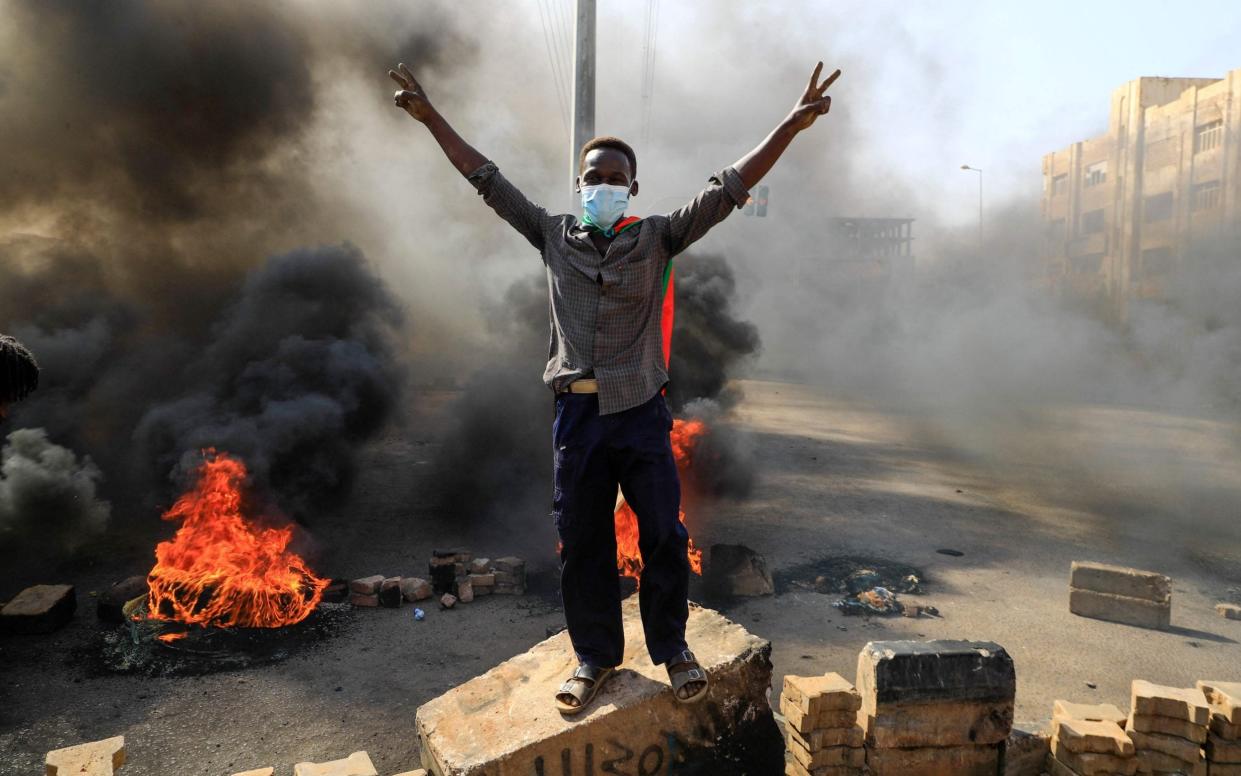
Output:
[532, 731, 693, 776]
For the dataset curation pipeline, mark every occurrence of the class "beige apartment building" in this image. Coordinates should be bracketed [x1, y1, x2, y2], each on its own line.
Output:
[1041, 69, 1241, 317]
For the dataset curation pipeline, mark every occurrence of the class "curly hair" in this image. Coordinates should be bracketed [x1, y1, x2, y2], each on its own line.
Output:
[579, 135, 637, 178]
[0, 334, 39, 404]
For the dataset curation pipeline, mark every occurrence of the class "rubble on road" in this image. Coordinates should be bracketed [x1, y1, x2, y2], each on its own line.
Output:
[1218, 603, 1241, 620]
[705, 543, 775, 598]
[347, 551, 525, 612]
[0, 583, 76, 634]
[45, 734, 125, 776]
[1069, 561, 1171, 630]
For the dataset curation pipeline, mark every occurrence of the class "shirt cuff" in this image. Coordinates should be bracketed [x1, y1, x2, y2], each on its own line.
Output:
[711, 166, 750, 209]
[466, 161, 499, 191]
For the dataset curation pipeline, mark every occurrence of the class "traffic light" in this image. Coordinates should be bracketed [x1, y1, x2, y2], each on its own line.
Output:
[755, 185, 769, 217]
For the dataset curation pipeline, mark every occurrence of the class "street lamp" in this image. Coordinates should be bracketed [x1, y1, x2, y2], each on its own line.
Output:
[960, 164, 982, 249]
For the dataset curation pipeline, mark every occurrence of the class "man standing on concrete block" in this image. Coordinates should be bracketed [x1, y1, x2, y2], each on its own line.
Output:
[0, 334, 39, 421]
[388, 59, 841, 713]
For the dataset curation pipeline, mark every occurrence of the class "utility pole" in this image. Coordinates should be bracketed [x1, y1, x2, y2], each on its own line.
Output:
[570, 0, 596, 206]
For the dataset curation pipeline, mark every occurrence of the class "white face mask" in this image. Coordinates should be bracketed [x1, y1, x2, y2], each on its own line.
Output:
[580, 183, 630, 233]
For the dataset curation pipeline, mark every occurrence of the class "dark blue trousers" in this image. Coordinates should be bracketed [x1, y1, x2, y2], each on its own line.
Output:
[552, 390, 689, 668]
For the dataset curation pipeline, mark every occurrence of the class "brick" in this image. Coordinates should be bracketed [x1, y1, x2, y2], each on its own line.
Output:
[865, 743, 1000, 776]
[440, 593, 457, 609]
[349, 576, 384, 594]
[788, 725, 864, 751]
[1197, 681, 1241, 726]
[1132, 680, 1210, 725]
[780, 701, 858, 734]
[469, 558, 491, 575]
[1054, 700, 1129, 728]
[350, 593, 379, 607]
[1051, 738, 1138, 775]
[1069, 588, 1170, 630]
[96, 576, 148, 623]
[1003, 725, 1050, 776]
[231, 769, 275, 776]
[1, 584, 76, 634]
[783, 673, 862, 716]
[45, 735, 125, 776]
[1218, 603, 1241, 620]
[1207, 732, 1241, 763]
[492, 557, 525, 574]
[457, 579, 474, 604]
[1133, 748, 1204, 775]
[1213, 713, 1241, 740]
[468, 573, 495, 587]
[788, 738, 865, 769]
[1054, 717, 1134, 755]
[1131, 713, 1207, 743]
[1128, 729, 1202, 762]
[292, 751, 378, 776]
[379, 578, 403, 608]
[1070, 562, 1171, 603]
[400, 577, 432, 602]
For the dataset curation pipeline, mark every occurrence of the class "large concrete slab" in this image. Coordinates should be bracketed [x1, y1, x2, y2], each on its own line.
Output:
[1069, 562, 1171, 603]
[414, 598, 781, 775]
[45, 735, 125, 776]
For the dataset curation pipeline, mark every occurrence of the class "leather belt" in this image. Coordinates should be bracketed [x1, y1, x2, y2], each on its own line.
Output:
[561, 378, 599, 394]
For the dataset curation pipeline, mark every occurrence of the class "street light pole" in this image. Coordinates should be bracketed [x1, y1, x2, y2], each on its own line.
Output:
[960, 164, 982, 250]
[571, 0, 596, 207]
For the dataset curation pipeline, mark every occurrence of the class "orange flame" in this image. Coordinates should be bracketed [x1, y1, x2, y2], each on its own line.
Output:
[157, 631, 187, 643]
[614, 418, 706, 582]
[146, 451, 328, 629]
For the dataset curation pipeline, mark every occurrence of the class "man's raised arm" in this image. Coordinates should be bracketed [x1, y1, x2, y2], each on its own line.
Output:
[663, 61, 841, 256]
[389, 63, 555, 252]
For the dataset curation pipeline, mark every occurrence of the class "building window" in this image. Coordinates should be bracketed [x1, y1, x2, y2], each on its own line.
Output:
[1195, 120, 1223, 154]
[1144, 192, 1173, 222]
[1142, 246, 1173, 275]
[1071, 253, 1104, 274]
[1192, 180, 1221, 212]
[1051, 174, 1068, 196]
[1084, 161, 1107, 187]
[1080, 209, 1105, 234]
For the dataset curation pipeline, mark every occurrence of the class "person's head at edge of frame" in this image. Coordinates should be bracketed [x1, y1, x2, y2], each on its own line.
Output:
[0, 334, 39, 422]
[575, 136, 639, 233]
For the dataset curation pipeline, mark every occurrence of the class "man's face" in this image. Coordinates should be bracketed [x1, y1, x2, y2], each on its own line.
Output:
[578, 148, 638, 196]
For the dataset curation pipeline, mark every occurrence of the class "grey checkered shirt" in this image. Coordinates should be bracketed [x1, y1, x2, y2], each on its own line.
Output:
[467, 162, 749, 415]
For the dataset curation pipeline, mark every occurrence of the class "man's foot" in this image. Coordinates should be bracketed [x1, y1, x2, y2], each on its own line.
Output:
[666, 649, 709, 704]
[555, 664, 615, 716]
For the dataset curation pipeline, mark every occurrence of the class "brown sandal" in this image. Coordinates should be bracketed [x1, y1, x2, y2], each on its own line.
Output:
[667, 649, 709, 704]
[555, 664, 615, 715]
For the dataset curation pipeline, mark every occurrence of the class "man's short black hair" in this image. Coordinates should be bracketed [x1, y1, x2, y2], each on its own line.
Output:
[0, 334, 39, 404]
[579, 136, 637, 179]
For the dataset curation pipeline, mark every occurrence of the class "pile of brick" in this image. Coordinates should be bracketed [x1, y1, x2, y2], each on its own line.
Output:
[347, 551, 526, 610]
[779, 672, 866, 776]
[855, 640, 1016, 776]
[1199, 681, 1241, 775]
[348, 575, 432, 608]
[1069, 561, 1171, 630]
[1126, 679, 1209, 775]
[1047, 700, 1135, 775]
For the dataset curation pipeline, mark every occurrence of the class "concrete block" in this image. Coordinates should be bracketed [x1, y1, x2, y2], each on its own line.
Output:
[1054, 700, 1128, 728]
[1043, 756, 1084, 776]
[1197, 680, 1241, 725]
[1002, 726, 1050, 776]
[1070, 562, 1171, 602]
[1128, 729, 1202, 762]
[45, 735, 125, 776]
[379, 578, 404, 608]
[492, 557, 525, 574]
[1050, 737, 1137, 775]
[783, 673, 862, 717]
[865, 743, 1001, 776]
[415, 598, 783, 775]
[1213, 713, 1241, 740]
[1053, 717, 1134, 755]
[1131, 713, 1207, 743]
[293, 751, 378, 776]
[231, 769, 275, 776]
[856, 640, 1015, 748]
[400, 577, 433, 602]
[1133, 748, 1204, 775]
[96, 576, 148, 623]
[2, 584, 76, 634]
[469, 558, 491, 575]
[1206, 733, 1241, 763]
[440, 593, 457, 609]
[705, 543, 774, 597]
[787, 735, 864, 769]
[350, 593, 379, 607]
[780, 703, 858, 735]
[1217, 603, 1241, 620]
[468, 573, 495, 588]
[350, 576, 384, 594]
[788, 725, 863, 751]
[1069, 588, 1170, 630]
[456, 579, 474, 604]
[1132, 679, 1209, 725]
